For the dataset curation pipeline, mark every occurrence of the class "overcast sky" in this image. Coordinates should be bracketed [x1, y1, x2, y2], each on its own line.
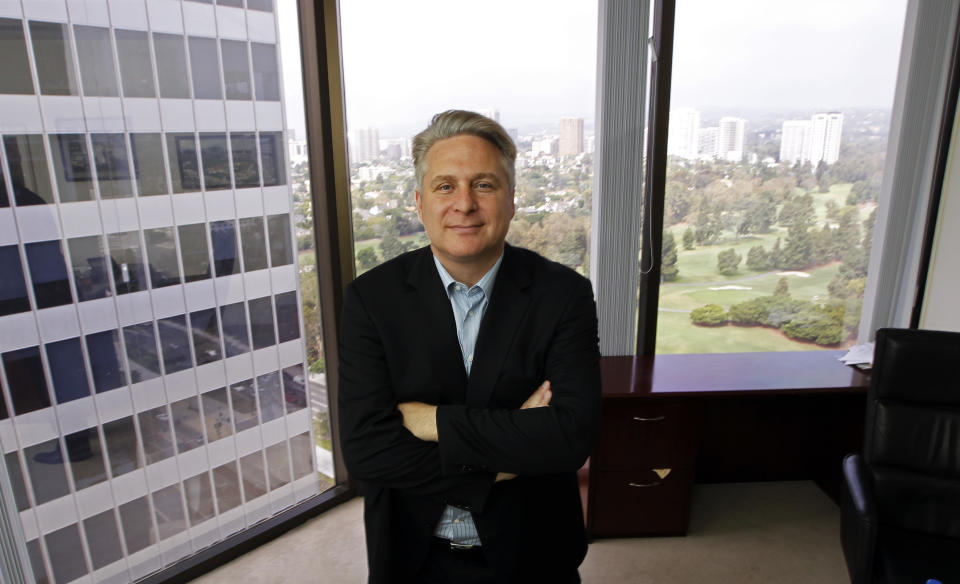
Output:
[279, 0, 908, 139]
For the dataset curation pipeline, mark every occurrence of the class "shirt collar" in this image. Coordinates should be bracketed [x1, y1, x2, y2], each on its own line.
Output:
[433, 252, 504, 298]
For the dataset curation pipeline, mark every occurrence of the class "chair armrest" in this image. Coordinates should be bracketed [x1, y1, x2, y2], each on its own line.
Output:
[841, 453, 877, 584]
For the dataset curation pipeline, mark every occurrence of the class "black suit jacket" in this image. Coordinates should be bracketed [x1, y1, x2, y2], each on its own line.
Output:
[338, 244, 601, 583]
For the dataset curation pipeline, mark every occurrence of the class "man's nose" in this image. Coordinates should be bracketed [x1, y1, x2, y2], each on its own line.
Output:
[452, 185, 478, 212]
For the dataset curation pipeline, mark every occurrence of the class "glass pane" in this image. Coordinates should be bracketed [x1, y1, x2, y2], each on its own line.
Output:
[2, 346, 51, 415]
[26, 539, 47, 584]
[239, 216, 268, 271]
[107, 230, 147, 294]
[103, 416, 141, 476]
[289, 432, 313, 480]
[256, 370, 282, 422]
[221, 39, 251, 99]
[86, 330, 126, 393]
[29, 21, 78, 95]
[4, 134, 55, 205]
[200, 132, 231, 190]
[144, 226, 182, 288]
[83, 510, 123, 569]
[154, 32, 190, 99]
[4, 452, 31, 511]
[1, 170, 7, 207]
[211, 219, 240, 277]
[64, 427, 107, 489]
[220, 301, 250, 357]
[25, 240, 73, 308]
[119, 496, 155, 553]
[239, 451, 266, 500]
[251, 42, 279, 100]
[158, 315, 192, 374]
[49, 134, 95, 203]
[167, 133, 201, 193]
[190, 308, 222, 365]
[0, 245, 31, 316]
[231, 132, 260, 187]
[115, 29, 155, 98]
[68, 235, 111, 301]
[0, 17, 34, 94]
[247, 0, 273, 11]
[131, 133, 169, 195]
[259, 131, 285, 185]
[123, 321, 160, 383]
[212, 462, 242, 512]
[179, 223, 211, 282]
[24, 438, 69, 504]
[282, 364, 306, 414]
[219, 0, 243, 6]
[189, 36, 222, 99]
[200, 387, 232, 442]
[266, 213, 293, 266]
[656, 0, 907, 353]
[139, 405, 174, 463]
[171, 396, 204, 453]
[152, 483, 187, 539]
[45, 524, 87, 583]
[184, 472, 215, 525]
[230, 378, 257, 431]
[74, 24, 118, 97]
[275, 290, 300, 343]
[265, 441, 290, 490]
[248, 296, 275, 349]
[45, 337, 91, 404]
[90, 133, 132, 199]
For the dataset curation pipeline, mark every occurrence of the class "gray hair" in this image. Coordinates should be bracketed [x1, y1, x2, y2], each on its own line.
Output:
[412, 110, 517, 192]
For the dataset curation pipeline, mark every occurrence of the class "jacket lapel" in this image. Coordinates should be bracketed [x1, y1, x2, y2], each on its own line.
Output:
[466, 245, 532, 408]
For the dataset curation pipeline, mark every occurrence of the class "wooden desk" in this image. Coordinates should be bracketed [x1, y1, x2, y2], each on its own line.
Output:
[584, 351, 870, 538]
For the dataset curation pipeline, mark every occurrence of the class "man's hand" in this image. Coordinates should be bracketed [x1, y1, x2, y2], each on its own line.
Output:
[496, 380, 552, 482]
[397, 402, 438, 442]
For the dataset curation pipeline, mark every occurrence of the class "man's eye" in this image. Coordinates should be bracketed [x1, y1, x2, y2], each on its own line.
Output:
[437, 184, 452, 192]
[475, 182, 493, 190]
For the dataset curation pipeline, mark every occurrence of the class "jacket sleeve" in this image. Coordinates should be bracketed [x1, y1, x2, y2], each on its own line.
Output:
[435, 276, 602, 477]
[337, 281, 494, 510]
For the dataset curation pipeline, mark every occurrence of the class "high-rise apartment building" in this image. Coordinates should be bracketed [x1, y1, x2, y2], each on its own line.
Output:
[667, 107, 700, 160]
[780, 120, 812, 164]
[351, 127, 380, 163]
[697, 127, 719, 160]
[479, 108, 500, 123]
[779, 112, 843, 166]
[558, 117, 584, 157]
[0, 2, 327, 582]
[718, 116, 746, 162]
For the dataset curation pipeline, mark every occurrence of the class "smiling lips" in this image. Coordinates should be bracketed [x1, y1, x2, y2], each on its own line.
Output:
[448, 224, 483, 231]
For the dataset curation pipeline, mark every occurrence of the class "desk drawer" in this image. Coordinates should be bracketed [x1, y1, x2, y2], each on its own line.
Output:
[593, 401, 695, 471]
[590, 467, 691, 536]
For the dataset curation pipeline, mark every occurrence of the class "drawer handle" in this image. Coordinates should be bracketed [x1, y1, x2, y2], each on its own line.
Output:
[628, 481, 661, 488]
[632, 415, 665, 422]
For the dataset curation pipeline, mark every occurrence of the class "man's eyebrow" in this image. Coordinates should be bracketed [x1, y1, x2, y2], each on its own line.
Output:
[430, 175, 456, 185]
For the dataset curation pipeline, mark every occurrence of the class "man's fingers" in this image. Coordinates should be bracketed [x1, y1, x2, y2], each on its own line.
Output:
[520, 380, 551, 409]
[495, 472, 518, 482]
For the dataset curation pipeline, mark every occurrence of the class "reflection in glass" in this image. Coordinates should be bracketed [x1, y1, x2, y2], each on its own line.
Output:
[0, 18, 34, 94]
[211, 220, 240, 277]
[91, 133, 132, 199]
[189, 36, 222, 99]
[256, 371, 282, 422]
[153, 483, 187, 539]
[283, 364, 307, 413]
[103, 416, 140, 476]
[26, 539, 47, 584]
[4, 134, 55, 205]
[119, 496, 155, 554]
[259, 131, 285, 186]
[107, 231, 147, 294]
[248, 296, 276, 350]
[123, 321, 160, 382]
[131, 133, 168, 196]
[219, 0, 243, 7]
[171, 396, 204, 453]
[67, 235, 111, 301]
[74, 25, 118, 97]
[29, 21, 78, 95]
[167, 133, 200, 193]
[115, 29, 155, 98]
[45, 337, 91, 404]
[240, 216, 268, 271]
[230, 379, 258, 431]
[25, 240, 73, 308]
[220, 301, 250, 357]
[251, 42, 279, 101]
[231, 132, 260, 187]
[221, 39, 251, 100]
[267, 214, 293, 266]
[83, 509, 124, 569]
[200, 133, 231, 190]
[139, 405, 174, 463]
[184, 472, 215, 525]
[275, 291, 300, 343]
[239, 451, 267, 501]
[86, 330, 126, 393]
[4, 451, 30, 511]
[49, 134, 94, 202]
[265, 441, 290, 490]
[65, 427, 107, 489]
[2, 346, 52, 415]
[179, 224, 211, 282]
[153, 32, 190, 99]
[213, 462, 242, 512]
[0, 245, 31, 316]
[45, 523, 88, 583]
[158, 315, 192, 374]
[144, 227, 181, 288]
[190, 308, 222, 365]
[23, 438, 70, 504]
[1, 171, 7, 207]
[289, 432, 314, 480]
[247, 0, 274, 11]
[201, 388, 232, 443]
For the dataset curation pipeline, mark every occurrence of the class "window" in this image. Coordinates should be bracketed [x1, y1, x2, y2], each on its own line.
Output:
[190, 308, 222, 365]
[24, 240, 73, 308]
[167, 132, 201, 193]
[153, 32, 191, 99]
[139, 405, 174, 463]
[251, 42, 280, 101]
[256, 370, 283, 422]
[102, 416, 140, 476]
[213, 462, 242, 512]
[239, 451, 267, 500]
[85, 329, 126, 393]
[184, 472, 215, 525]
[282, 364, 306, 413]
[247, 0, 273, 11]
[211, 219, 240, 276]
[74, 25, 118, 97]
[29, 21, 78, 95]
[123, 321, 160, 382]
[4, 134, 55, 205]
[2, 346, 51, 415]
[130, 133, 169, 195]
[1, 170, 8, 207]
[275, 290, 300, 342]
[267, 213, 293, 266]
[83, 511, 123, 570]
[201, 387, 232, 441]
[230, 378, 257, 431]
[171, 396, 203, 452]
[220, 301, 250, 357]
[189, 36, 223, 100]
[4, 452, 30, 511]
[221, 39, 252, 100]
[67, 235, 111, 301]
[0, 245, 30, 316]
[119, 496, 154, 553]
[158, 315, 192, 374]
[259, 131, 285, 185]
[144, 226, 181, 288]
[49, 134, 95, 203]
[45, 338, 91, 404]
[248, 296, 276, 349]
[239, 216, 268, 271]
[24, 438, 69, 503]
[231, 132, 260, 187]
[107, 231, 147, 294]
[0, 18, 34, 94]
[64, 427, 107, 488]
[179, 223, 212, 281]
[200, 132, 231, 190]
[91, 133, 132, 199]
[115, 29, 155, 98]
[152, 484, 187, 539]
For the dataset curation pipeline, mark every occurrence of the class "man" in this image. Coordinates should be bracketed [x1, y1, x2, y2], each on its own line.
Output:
[338, 110, 601, 583]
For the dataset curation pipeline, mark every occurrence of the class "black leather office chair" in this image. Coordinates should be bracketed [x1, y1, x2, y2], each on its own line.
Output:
[841, 328, 960, 584]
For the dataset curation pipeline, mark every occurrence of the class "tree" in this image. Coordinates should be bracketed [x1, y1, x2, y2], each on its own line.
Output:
[379, 233, 411, 261]
[777, 193, 815, 229]
[746, 245, 771, 271]
[661, 231, 679, 281]
[737, 195, 777, 235]
[682, 227, 695, 250]
[690, 304, 728, 326]
[773, 276, 790, 298]
[357, 247, 380, 271]
[717, 248, 742, 275]
[779, 222, 813, 269]
[770, 237, 782, 268]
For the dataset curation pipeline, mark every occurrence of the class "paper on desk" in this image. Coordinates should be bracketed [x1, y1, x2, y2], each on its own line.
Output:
[840, 343, 875, 366]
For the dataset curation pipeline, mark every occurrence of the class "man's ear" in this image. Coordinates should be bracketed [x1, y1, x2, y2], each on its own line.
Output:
[415, 190, 423, 222]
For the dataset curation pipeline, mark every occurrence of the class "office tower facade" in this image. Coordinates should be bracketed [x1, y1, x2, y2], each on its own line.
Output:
[780, 120, 812, 164]
[0, 2, 327, 582]
[479, 108, 500, 123]
[808, 112, 844, 165]
[717, 116, 746, 162]
[558, 117, 584, 157]
[697, 127, 719, 160]
[667, 107, 700, 160]
[351, 127, 379, 163]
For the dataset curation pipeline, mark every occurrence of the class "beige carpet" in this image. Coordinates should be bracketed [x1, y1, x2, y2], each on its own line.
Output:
[191, 481, 848, 583]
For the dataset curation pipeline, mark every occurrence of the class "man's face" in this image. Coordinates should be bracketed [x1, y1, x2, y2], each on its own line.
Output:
[416, 134, 515, 271]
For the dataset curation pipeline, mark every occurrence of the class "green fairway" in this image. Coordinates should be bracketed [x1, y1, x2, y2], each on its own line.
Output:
[654, 311, 826, 353]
